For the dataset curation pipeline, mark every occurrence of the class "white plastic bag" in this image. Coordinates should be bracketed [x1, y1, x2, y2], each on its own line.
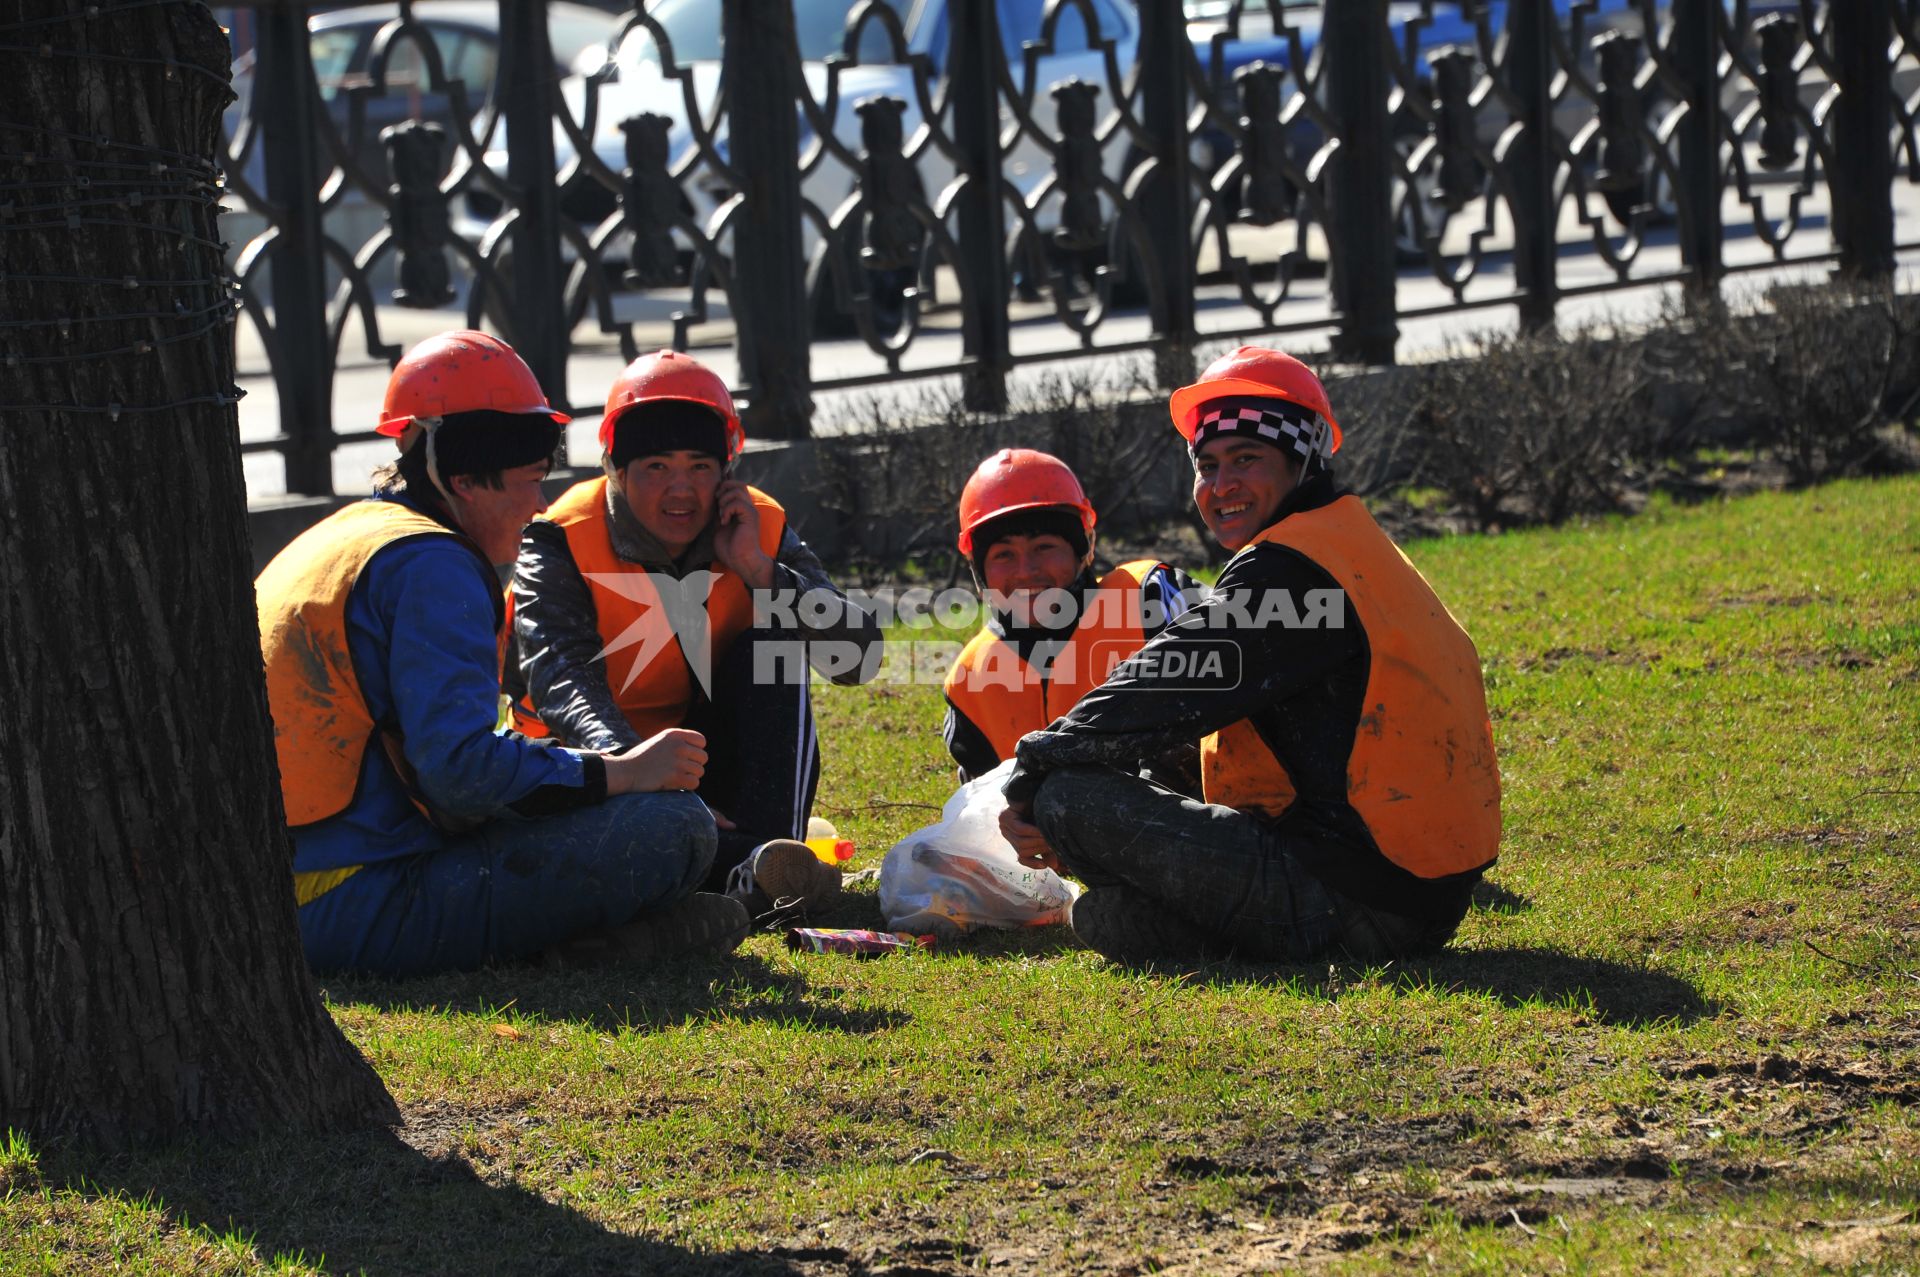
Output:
[878, 760, 1081, 938]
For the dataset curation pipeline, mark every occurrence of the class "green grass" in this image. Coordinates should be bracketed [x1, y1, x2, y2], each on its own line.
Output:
[6, 477, 1919, 1275]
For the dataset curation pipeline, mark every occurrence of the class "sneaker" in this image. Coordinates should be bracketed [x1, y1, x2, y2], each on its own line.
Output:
[724, 838, 842, 919]
[1070, 887, 1214, 963]
[545, 893, 750, 967]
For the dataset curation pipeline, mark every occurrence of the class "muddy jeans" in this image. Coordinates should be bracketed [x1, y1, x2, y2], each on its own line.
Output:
[1031, 766, 1466, 962]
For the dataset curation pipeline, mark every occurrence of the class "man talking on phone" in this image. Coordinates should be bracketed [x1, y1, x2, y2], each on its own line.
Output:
[508, 351, 882, 921]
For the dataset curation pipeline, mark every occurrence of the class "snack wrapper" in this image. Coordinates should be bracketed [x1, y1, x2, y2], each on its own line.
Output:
[785, 927, 934, 957]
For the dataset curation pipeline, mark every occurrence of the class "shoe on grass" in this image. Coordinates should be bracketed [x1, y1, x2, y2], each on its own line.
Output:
[725, 838, 842, 919]
[545, 892, 749, 967]
[1070, 887, 1213, 963]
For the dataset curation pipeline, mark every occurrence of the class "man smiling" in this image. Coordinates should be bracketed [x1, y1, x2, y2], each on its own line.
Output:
[509, 350, 882, 922]
[1000, 347, 1502, 964]
[942, 448, 1195, 782]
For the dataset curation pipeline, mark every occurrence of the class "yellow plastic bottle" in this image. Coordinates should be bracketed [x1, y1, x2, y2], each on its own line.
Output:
[805, 816, 854, 867]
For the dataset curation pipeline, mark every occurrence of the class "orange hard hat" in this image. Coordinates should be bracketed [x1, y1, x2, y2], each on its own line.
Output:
[376, 330, 569, 436]
[1168, 345, 1342, 453]
[599, 349, 745, 462]
[956, 448, 1096, 556]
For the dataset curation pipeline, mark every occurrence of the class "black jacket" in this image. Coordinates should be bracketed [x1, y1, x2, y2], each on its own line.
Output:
[1004, 473, 1482, 920]
[509, 516, 883, 752]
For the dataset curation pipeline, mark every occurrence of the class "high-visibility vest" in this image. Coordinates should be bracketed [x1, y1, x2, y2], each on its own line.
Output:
[256, 500, 495, 828]
[1200, 496, 1501, 879]
[943, 560, 1163, 764]
[513, 476, 787, 740]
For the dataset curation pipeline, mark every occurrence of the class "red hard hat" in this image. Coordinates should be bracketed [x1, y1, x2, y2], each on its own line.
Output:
[1168, 346, 1342, 453]
[956, 448, 1096, 556]
[376, 330, 569, 436]
[599, 349, 745, 462]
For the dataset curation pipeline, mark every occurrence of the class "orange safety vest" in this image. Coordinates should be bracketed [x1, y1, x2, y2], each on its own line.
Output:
[512, 476, 787, 740]
[1200, 497, 1500, 879]
[256, 499, 494, 829]
[943, 560, 1162, 764]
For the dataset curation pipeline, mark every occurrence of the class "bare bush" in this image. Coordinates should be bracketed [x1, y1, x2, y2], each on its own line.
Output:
[1400, 324, 1661, 530]
[1682, 278, 1919, 483]
[813, 358, 1185, 580]
[813, 384, 985, 581]
[1321, 367, 1426, 499]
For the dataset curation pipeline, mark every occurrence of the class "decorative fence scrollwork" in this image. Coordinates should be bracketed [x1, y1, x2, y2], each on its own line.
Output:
[217, 0, 1916, 496]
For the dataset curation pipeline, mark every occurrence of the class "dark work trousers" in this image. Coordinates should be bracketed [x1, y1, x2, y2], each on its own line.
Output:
[298, 790, 716, 976]
[683, 626, 822, 888]
[1032, 765, 1467, 962]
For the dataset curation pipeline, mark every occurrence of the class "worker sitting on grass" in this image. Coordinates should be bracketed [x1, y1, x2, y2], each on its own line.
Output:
[509, 350, 883, 922]
[257, 331, 744, 976]
[943, 448, 1197, 782]
[999, 347, 1502, 963]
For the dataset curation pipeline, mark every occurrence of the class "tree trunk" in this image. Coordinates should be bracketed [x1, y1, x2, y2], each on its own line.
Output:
[0, 1, 398, 1147]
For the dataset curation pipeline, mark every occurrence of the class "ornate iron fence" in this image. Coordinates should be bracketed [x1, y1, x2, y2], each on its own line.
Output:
[218, 0, 1920, 495]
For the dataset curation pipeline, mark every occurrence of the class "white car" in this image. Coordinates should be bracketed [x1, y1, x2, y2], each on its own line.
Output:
[466, 0, 1142, 333]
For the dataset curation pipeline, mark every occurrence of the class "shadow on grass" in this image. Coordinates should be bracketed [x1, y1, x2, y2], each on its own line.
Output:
[1470, 879, 1532, 914]
[1389, 948, 1718, 1027]
[321, 950, 910, 1036]
[1149, 947, 1717, 1028]
[56, 1129, 806, 1277]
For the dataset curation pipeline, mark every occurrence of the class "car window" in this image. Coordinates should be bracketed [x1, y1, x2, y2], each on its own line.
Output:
[549, 10, 620, 68]
[618, 0, 720, 63]
[427, 26, 468, 88]
[380, 32, 428, 91]
[436, 30, 499, 96]
[309, 28, 362, 102]
[793, 0, 910, 61]
[366, 24, 474, 96]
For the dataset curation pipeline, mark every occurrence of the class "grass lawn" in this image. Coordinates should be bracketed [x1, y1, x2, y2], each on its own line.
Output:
[5, 477, 1918, 1275]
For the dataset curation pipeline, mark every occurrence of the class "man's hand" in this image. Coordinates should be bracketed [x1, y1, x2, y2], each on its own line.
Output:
[713, 479, 775, 591]
[1000, 802, 1059, 873]
[603, 728, 708, 795]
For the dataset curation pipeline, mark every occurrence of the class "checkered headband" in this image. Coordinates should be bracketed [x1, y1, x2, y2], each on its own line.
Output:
[1189, 396, 1334, 463]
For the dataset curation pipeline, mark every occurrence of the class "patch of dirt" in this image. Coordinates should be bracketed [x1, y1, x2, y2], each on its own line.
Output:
[1510, 645, 1657, 674]
[1711, 589, 1818, 609]
[763, 1034, 1920, 1274]
[1795, 1213, 1920, 1268]
[396, 1099, 540, 1162]
[1654, 1051, 1920, 1105]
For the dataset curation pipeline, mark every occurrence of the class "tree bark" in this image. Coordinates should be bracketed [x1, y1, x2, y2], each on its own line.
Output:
[0, 1, 398, 1148]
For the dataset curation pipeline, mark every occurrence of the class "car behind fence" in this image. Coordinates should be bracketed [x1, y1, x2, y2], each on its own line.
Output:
[219, 0, 1920, 495]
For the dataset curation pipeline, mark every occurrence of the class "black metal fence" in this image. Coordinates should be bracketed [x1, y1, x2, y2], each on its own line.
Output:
[219, 0, 1920, 495]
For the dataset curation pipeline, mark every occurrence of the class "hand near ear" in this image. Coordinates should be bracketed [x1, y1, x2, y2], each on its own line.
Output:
[713, 479, 776, 590]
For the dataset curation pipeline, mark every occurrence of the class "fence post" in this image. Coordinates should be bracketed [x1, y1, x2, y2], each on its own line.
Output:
[256, 4, 334, 495]
[497, 0, 569, 411]
[1324, 0, 1398, 364]
[1139, 0, 1195, 388]
[950, 0, 1011, 413]
[1672, 0, 1722, 299]
[1508, 0, 1559, 332]
[724, 0, 812, 438]
[1829, 0, 1896, 279]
